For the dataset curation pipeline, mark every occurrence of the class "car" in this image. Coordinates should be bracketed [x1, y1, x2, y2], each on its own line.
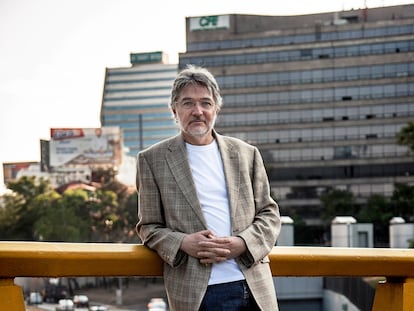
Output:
[147, 297, 167, 311]
[56, 298, 74, 311]
[44, 282, 69, 303]
[27, 291, 43, 305]
[89, 306, 108, 311]
[73, 295, 89, 308]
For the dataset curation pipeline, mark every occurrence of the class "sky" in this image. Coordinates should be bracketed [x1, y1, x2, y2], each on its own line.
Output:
[0, 0, 412, 192]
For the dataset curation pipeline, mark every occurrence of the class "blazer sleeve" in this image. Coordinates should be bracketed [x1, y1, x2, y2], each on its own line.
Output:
[236, 147, 281, 267]
[136, 151, 187, 267]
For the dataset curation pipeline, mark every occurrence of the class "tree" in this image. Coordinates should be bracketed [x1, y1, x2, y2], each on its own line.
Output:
[34, 201, 89, 242]
[320, 188, 356, 225]
[89, 189, 119, 242]
[397, 121, 414, 152]
[34, 189, 91, 242]
[394, 123, 414, 241]
[0, 176, 55, 240]
[391, 183, 414, 222]
[358, 194, 392, 223]
[0, 193, 25, 240]
[358, 194, 392, 246]
[123, 192, 139, 242]
[91, 168, 139, 243]
[0, 170, 139, 243]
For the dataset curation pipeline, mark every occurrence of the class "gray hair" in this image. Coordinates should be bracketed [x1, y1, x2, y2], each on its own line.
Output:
[169, 65, 223, 111]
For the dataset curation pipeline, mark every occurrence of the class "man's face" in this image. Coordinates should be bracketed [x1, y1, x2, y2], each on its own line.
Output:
[173, 84, 218, 145]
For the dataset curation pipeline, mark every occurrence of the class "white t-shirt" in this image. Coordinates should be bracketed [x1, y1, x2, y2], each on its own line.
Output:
[186, 140, 244, 285]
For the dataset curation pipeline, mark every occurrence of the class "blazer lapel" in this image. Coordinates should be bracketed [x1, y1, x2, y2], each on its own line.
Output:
[165, 134, 207, 227]
[215, 133, 240, 226]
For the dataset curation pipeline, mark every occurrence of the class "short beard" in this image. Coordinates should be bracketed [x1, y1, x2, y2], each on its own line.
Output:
[186, 126, 210, 137]
[178, 116, 216, 138]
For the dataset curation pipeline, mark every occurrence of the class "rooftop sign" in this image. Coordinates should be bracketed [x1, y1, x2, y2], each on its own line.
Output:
[190, 15, 230, 31]
[130, 51, 163, 65]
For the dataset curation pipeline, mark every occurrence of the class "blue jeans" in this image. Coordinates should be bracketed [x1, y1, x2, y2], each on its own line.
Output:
[199, 280, 261, 311]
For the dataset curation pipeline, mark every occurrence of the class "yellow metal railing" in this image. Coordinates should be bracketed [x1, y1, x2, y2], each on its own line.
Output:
[1, 242, 414, 310]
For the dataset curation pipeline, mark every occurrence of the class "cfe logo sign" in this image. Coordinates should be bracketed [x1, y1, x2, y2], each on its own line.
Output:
[190, 15, 230, 31]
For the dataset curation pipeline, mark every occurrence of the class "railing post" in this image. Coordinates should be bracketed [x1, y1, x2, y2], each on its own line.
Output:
[0, 278, 25, 311]
[372, 277, 414, 311]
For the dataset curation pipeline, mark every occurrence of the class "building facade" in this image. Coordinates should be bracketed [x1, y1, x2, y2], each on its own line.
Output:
[101, 51, 178, 157]
[179, 5, 414, 225]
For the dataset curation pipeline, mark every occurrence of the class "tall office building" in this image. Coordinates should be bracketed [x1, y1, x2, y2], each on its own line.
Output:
[180, 5, 414, 225]
[101, 51, 178, 157]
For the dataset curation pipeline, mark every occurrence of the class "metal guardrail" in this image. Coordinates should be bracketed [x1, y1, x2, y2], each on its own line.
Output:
[1, 242, 414, 310]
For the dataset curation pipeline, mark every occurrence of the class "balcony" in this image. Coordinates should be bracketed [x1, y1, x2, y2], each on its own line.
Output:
[1, 242, 414, 310]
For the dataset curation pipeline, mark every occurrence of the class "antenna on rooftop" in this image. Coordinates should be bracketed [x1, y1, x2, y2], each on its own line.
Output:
[363, 0, 368, 22]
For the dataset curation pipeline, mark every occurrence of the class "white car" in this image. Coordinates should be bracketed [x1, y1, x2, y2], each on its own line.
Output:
[56, 298, 74, 311]
[73, 295, 89, 308]
[147, 298, 167, 311]
[27, 291, 43, 305]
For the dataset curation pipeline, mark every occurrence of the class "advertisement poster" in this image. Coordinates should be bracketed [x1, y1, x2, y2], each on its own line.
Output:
[49, 127, 122, 168]
[3, 162, 38, 184]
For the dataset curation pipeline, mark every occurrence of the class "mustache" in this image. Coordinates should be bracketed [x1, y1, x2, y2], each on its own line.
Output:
[189, 118, 206, 123]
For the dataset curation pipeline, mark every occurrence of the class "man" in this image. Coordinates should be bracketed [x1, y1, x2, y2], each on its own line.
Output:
[136, 65, 281, 311]
[90, 128, 108, 154]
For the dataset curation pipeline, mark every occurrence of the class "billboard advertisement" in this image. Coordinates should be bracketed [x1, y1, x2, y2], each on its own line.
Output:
[3, 162, 38, 184]
[49, 127, 122, 168]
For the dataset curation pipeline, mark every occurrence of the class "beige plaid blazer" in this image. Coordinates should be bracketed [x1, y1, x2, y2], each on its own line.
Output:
[136, 131, 281, 311]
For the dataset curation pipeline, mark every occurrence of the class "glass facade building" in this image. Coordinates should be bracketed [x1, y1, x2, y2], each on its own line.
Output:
[101, 52, 178, 157]
[180, 5, 414, 224]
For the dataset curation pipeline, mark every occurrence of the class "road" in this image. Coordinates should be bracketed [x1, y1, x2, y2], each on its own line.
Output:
[26, 303, 148, 311]
[25, 278, 167, 311]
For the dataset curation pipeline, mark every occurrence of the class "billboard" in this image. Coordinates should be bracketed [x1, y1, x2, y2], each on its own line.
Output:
[49, 127, 122, 169]
[3, 162, 38, 184]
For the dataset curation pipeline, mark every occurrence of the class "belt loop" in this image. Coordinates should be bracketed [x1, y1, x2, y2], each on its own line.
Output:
[243, 280, 249, 299]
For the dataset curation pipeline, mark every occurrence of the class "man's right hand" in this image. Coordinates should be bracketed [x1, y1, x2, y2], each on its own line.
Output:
[180, 230, 231, 264]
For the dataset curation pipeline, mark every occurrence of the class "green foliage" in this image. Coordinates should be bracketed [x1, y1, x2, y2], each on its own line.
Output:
[293, 222, 326, 246]
[0, 176, 56, 240]
[358, 194, 392, 245]
[391, 183, 414, 220]
[0, 194, 25, 239]
[34, 202, 90, 242]
[358, 194, 392, 223]
[397, 121, 414, 152]
[319, 185, 414, 246]
[7, 176, 52, 202]
[91, 168, 138, 242]
[320, 188, 356, 225]
[0, 170, 139, 243]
